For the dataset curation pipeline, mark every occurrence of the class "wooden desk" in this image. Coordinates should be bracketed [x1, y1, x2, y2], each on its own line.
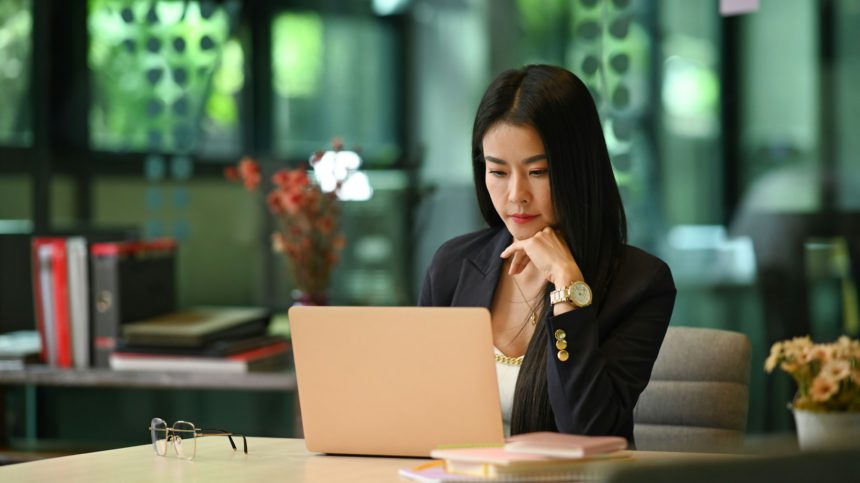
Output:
[0, 369, 297, 460]
[0, 437, 731, 482]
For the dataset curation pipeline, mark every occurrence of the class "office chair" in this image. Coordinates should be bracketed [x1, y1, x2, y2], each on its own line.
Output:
[633, 326, 752, 453]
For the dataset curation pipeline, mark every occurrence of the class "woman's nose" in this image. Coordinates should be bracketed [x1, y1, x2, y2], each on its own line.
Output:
[508, 173, 529, 204]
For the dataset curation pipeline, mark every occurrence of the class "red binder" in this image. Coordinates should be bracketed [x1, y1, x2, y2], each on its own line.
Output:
[49, 238, 73, 368]
[31, 237, 73, 367]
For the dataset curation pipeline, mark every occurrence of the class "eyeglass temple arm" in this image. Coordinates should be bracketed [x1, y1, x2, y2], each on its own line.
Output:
[199, 428, 248, 454]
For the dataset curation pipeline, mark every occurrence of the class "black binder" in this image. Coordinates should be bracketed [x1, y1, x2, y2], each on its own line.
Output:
[91, 239, 177, 367]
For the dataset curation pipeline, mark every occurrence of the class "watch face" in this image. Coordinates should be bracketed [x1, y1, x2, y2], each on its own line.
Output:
[571, 282, 592, 306]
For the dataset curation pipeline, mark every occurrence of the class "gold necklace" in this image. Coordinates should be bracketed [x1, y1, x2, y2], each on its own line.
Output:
[511, 275, 543, 327]
[495, 352, 524, 366]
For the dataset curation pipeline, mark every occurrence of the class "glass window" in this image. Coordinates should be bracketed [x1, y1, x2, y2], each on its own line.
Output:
[272, 11, 401, 166]
[0, 0, 32, 147]
[565, 0, 665, 249]
[88, 0, 243, 156]
[833, 0, 859, 211]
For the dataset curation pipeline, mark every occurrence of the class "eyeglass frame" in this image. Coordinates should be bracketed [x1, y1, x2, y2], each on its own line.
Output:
[149, 417, 248, 460]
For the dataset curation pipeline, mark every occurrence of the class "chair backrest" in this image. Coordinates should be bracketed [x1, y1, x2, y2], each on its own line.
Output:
[633, 326, 752, 453]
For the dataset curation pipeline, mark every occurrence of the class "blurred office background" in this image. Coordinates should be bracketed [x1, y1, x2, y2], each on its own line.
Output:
[1, 0, 859, 452]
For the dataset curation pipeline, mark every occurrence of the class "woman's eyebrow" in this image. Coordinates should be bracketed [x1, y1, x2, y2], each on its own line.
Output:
[484, 154, 547, 165]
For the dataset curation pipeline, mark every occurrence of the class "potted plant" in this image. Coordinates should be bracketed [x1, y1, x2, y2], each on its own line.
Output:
[225, 148, 349, 306]
[765, 335, 860, 449]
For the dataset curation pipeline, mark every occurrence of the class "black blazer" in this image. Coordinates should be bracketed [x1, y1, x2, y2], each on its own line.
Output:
[419, 226, 676, 444]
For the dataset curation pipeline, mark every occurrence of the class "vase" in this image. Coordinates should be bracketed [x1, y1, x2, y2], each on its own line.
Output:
[291, 289, 328, 306]
[793, 408, 860, 450]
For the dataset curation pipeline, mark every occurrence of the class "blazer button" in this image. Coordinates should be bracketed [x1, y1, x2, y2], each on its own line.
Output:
[557, 349, 569, 362]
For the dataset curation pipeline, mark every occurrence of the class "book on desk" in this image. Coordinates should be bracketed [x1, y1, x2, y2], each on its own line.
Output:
[401, 432, 629, 482]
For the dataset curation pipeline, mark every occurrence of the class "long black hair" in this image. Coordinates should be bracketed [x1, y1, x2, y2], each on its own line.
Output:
[471, 65, 627, 434]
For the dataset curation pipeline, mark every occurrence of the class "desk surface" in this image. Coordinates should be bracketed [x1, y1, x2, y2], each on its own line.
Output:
[0, 437, 732, 483]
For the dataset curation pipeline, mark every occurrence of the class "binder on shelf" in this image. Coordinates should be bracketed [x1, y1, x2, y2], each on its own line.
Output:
[1, 228, 38, 334]
[66, 237, 90, 369]
[47, 238, 73, 368]
[34, 241, 57, 366]
[32, 238, 75, 368]
[91, 239, 177, 368]
[6, 225, 136, 336]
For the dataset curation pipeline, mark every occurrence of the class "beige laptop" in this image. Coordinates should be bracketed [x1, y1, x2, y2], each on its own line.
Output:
[288, 306, 505, 457]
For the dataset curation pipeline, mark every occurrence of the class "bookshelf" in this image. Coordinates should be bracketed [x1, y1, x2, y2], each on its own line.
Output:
[0, 367, 295, 391]
[0, 368, 297, 464]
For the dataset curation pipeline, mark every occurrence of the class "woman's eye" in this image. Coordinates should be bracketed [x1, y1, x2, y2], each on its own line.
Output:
[488, 170, 507, 178]
[529, 169, 548, 177]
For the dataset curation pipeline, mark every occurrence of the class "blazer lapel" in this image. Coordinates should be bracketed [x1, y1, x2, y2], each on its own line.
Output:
[450, 228, 512, 308]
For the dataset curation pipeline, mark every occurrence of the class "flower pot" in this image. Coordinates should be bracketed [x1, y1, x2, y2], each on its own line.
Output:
[291, 289, 328, 306]
[793, 408, 860, 450]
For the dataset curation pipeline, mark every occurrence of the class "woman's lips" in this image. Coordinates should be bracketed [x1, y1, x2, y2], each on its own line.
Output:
[510, 214, 538, 224]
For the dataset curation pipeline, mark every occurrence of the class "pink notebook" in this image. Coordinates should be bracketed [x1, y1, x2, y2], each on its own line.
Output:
[429, 441, 627, 479]
[431, 447, 569, 466]
[504, 432, 628, 458]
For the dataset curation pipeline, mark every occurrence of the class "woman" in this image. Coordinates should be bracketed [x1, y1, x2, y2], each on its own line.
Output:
[419, 65, 676, 445]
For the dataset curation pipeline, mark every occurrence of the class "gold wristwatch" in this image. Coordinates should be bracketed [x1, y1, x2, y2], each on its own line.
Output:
[550, 280, 592, 307]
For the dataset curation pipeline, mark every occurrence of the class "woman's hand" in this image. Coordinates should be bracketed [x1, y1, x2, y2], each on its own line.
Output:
[500, 227, 584, 288]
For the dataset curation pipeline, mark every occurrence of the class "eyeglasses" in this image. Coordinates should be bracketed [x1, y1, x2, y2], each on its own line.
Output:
[148, 417, 248, 460]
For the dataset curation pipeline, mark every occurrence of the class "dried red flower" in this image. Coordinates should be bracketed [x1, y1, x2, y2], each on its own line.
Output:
[237, 156, 261, 191]
[224, 166, 239, 181]
[226, 154, 346, 299]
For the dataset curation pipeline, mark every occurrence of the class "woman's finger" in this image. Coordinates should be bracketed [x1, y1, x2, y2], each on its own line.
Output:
[506, 248, 530, 275]
[510, 251, 531, 275]
[500, 241, 521, 259]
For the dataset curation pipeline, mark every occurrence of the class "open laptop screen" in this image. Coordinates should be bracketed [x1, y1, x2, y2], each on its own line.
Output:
[289, 306, 505, 457]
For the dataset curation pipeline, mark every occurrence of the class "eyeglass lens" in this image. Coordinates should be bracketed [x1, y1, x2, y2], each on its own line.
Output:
[150, 418, 168, 456]
[172, 421, 197, 460]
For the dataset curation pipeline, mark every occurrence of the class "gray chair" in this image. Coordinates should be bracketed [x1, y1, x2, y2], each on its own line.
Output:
[633, 326, 752, 453]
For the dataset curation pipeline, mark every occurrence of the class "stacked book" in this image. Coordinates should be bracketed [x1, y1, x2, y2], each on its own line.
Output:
[400, 432, 629, 482]
[0, 331, 42, 370]
[110, 306, 290, 374]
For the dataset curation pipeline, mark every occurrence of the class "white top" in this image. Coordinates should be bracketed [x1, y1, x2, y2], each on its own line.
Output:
[493, 347, 522, 438]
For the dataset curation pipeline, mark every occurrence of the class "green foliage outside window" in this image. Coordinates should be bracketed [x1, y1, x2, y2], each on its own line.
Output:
[0, 0, 32, 147]
[273, 12, 323, 100]
[88, 0, 241, 155]
[272, 11, 400, 165]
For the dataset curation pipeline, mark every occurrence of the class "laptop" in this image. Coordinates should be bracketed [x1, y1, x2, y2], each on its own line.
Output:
[288, 306, 505, 457]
